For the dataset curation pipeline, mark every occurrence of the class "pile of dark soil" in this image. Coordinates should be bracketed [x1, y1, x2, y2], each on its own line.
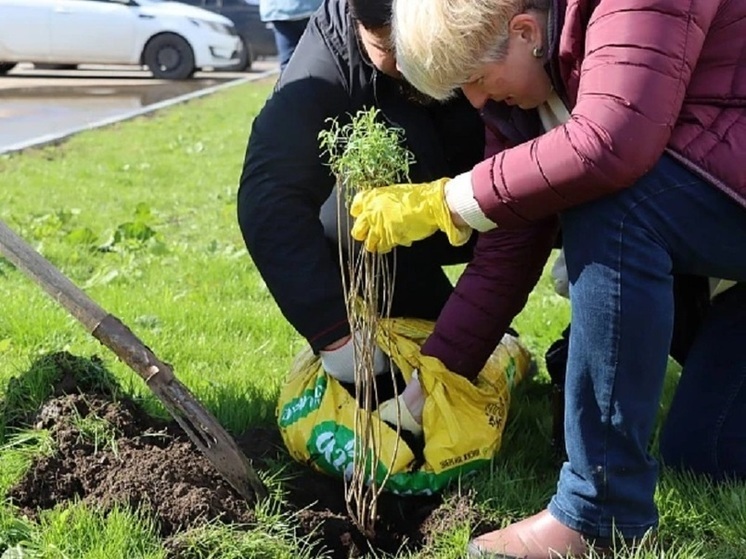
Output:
[4, 352, 486, 558]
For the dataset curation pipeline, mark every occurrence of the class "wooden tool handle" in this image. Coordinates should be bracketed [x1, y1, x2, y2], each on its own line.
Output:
[0, 220, 107, 331]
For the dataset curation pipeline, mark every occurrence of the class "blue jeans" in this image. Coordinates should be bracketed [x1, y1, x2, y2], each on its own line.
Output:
[271, 18, 310, 71]
[548, 154, 746, 539]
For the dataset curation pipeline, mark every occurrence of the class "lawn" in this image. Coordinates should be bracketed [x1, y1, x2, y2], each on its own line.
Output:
[0, 79, 744, 558]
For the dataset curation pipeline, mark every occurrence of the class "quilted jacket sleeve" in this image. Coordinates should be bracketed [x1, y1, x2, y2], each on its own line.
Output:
[471, 0, 721, 228]
[420, 217, 557, 380]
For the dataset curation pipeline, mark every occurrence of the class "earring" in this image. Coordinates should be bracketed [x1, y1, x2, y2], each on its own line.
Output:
[532, 45, 545, 58]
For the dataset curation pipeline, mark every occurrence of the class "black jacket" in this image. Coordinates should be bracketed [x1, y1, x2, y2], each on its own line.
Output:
[237, 0, 484, 351]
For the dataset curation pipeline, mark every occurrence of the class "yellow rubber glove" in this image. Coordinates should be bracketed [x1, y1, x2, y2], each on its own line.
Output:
[349, 178, 472, 254]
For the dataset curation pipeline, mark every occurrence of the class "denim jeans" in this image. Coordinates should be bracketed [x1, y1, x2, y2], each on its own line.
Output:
[548, 154, 746, 539]
[271, 18, 310, 71]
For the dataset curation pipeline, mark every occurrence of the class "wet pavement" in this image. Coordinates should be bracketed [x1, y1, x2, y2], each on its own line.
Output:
[0, 61, 277, 153]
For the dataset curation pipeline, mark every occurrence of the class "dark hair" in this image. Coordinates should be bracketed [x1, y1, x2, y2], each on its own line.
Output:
[348, 0, 393, 30]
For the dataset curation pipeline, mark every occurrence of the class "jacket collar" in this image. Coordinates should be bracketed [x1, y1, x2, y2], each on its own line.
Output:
[545, 0, 570, 107]
[313, 0, 373, 82]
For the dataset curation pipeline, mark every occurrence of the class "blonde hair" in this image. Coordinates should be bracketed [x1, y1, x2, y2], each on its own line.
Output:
[392, 0, 547, 100]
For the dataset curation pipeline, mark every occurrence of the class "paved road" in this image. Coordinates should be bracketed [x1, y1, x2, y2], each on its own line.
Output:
[0, 61, 277, 154]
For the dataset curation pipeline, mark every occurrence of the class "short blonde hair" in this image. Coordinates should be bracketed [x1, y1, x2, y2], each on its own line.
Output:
[392, 0, 540, 100]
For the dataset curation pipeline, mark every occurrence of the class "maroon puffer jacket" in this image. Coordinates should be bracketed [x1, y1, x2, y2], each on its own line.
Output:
[474, 0, 746, 227]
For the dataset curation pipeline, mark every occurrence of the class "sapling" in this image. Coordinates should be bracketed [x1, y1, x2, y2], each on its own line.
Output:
[318, 107, 414, 536]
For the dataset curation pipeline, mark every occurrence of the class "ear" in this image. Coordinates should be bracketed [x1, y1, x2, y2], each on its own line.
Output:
[509, 13, 541, 45]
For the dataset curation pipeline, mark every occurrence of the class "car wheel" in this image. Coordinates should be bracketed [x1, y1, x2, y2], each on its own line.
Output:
[144, 33, 195, 80]
[0, 63, 16, 75]
[239, 40, 254, 71]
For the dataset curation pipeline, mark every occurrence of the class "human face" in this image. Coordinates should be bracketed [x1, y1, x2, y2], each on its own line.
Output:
[461, 13, 553, 110]
[357, 24, 400, 78]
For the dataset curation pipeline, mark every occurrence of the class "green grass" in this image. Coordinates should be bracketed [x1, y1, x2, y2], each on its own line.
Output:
[1, 504, 165, 559]
[0, 78, 744, 558]
[165, 495, 320, 559]
[70, 402, 119, 455]
[0, 79, 295, 432]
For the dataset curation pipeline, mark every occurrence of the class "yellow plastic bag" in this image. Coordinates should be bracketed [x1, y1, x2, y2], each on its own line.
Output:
[277, 318, 533, 495]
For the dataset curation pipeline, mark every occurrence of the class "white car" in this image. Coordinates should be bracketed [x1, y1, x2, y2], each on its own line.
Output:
[0, 0, 242, 79]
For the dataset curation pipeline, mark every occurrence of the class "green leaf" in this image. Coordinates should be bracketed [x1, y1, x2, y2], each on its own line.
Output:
[65, 227, 98, 246]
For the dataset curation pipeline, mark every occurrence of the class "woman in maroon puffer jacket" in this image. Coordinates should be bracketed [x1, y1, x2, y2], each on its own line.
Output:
[349, 0, 746, 557]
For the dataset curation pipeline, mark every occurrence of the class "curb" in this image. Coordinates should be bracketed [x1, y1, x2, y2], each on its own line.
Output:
[0, 69, 277, 156]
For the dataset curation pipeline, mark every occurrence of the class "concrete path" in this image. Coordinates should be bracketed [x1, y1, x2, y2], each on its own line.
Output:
[0, 61, 277, 154]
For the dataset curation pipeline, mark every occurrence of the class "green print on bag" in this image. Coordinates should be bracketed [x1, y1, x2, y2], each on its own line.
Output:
[306, 420, 488, 496]
[308, 421, 357, 479]
[278, 373, 327, 428]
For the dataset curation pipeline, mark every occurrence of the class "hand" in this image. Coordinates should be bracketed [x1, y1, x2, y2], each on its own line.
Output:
[376, 371, 424, 436]
[350, 178, 472, 254]
[319, 332, 388, 383]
